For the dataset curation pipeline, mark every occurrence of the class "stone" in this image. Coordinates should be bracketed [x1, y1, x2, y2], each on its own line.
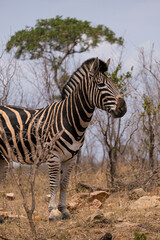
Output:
[90, 199, 102, 209]
[87, 209, 108, 223]
[89, 191, 110, 203]
[104, 211, 114, 218]
[130, 196, 160, 210]
[0, 211, 9, 219]
[128, 188, 146, 200]
[100, 232, 112, 240]
[5, 193, 15, 200]
[68, 193, 89, 210]
[68, 191, 110, 210]
[45, 194, 51, 202]
[73, 192, 89, 200]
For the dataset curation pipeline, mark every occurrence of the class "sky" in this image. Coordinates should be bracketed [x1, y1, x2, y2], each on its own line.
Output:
[1, 0, 159, 161]
[1, 0, 160, 70]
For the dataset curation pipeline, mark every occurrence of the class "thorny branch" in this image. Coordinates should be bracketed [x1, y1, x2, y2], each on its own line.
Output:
[0, 120, 62, 239]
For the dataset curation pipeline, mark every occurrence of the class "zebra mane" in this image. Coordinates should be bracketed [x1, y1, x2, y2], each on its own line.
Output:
[61, 58, 108, 99]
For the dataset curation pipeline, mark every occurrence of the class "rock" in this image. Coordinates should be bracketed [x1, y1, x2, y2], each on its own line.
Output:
[5, 193, 15, 200]
[130, 196, 160, 210]
[73, 192, 89, 200]
[89, 191, 110, 203]
[68, 191, 110, 210]
[128, 188, 146, 200]
[0, 211, 10, 219]
[45, 194, 51, 202]
[87, 209, 108, 223]
[100, 232, 112, 240]
[117, 218, 124, 222]
[90, 199, 102, 209]
[105, 211, 114, 218]
[68, 193, 89, 210]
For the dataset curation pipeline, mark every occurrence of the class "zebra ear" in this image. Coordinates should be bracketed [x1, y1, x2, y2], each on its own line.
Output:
[90, 57, 100, 74]
[106, 58, 111, 69]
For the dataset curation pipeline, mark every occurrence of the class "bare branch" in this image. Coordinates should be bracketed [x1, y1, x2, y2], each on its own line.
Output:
[0, 119, 62, 239]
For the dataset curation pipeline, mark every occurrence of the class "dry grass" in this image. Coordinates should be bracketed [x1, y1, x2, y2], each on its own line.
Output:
[0, 163, 160, 240]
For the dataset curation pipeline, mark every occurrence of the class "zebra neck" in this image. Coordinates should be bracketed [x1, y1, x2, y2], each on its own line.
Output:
[62, 65, 89, 99]
[63, 89, 94, 138]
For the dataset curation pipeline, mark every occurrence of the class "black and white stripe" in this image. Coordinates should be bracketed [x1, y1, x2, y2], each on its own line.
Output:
[0, 57, 127, 220]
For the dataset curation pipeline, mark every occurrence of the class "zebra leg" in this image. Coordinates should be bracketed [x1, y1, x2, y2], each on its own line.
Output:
[48, 156, 61, 221]
[58, 158, 75, 219]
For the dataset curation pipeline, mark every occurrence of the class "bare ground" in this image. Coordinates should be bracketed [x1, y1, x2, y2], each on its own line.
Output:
[0, 164, 160, 240]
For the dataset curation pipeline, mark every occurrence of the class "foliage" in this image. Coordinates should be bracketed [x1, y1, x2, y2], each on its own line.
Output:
[6, 16, 124, 93]
[107, 63, 133, 97]
[134, 232, 147, 240]
[142, 94, 159, 116]
[6, 15, 123, 62]
[140, 94, 160, 169]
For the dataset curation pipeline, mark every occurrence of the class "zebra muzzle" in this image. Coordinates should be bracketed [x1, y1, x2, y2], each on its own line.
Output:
[111, 97, 127, 118]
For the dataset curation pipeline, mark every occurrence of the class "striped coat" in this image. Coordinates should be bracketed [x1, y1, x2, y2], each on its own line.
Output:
[0, 57, 127, 220]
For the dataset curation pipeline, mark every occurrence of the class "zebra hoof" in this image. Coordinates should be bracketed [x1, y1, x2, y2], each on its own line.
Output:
[49, 209, 61, 221]
[49, 216, 59, 221]
[62, 214, 70, 220]
[61, 212, 71, 220]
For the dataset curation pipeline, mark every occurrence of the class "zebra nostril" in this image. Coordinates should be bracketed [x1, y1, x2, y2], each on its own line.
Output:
[117, 97, 125, 108]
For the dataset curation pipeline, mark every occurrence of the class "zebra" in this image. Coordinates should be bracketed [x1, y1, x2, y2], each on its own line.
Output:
[0, 57, 127, 220]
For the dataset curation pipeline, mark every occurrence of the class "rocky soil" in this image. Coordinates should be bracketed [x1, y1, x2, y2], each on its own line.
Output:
[0, 169, 160, 240]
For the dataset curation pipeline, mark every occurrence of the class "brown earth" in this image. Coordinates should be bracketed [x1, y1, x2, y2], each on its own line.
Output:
[0, 165, 160, 240]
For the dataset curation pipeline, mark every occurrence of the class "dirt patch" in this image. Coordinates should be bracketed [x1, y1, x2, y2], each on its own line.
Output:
[0, 170, 160, 240]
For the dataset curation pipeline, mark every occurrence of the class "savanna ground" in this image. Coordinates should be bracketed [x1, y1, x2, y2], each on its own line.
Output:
[0, 162, 160, 240]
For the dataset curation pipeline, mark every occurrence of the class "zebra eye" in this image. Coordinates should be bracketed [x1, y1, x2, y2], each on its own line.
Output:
[97, 82, 104, 88]
[96, 77, 103, 84]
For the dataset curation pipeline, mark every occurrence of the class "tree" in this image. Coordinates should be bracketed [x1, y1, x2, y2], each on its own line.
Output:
[135, 46, 160, 170]
[90, 62, 133, 186]
[141, 95, 157, 169]
[6, 16, 123, 100]
[0, 46, 22, 105]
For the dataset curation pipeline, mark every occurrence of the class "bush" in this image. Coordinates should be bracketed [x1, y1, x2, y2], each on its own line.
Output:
[134, 232, 147, 240]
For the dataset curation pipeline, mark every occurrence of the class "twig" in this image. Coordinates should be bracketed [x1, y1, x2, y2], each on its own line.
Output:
[0, 235, 12, 240]
[0, 120, 63, 239]
[0, 121, 37, 238]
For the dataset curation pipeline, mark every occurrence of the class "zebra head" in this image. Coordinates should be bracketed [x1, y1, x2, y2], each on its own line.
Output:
[88, 57, 127, 118]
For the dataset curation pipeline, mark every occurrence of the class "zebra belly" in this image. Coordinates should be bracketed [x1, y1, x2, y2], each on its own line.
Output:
[0, 127, 84, 164]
